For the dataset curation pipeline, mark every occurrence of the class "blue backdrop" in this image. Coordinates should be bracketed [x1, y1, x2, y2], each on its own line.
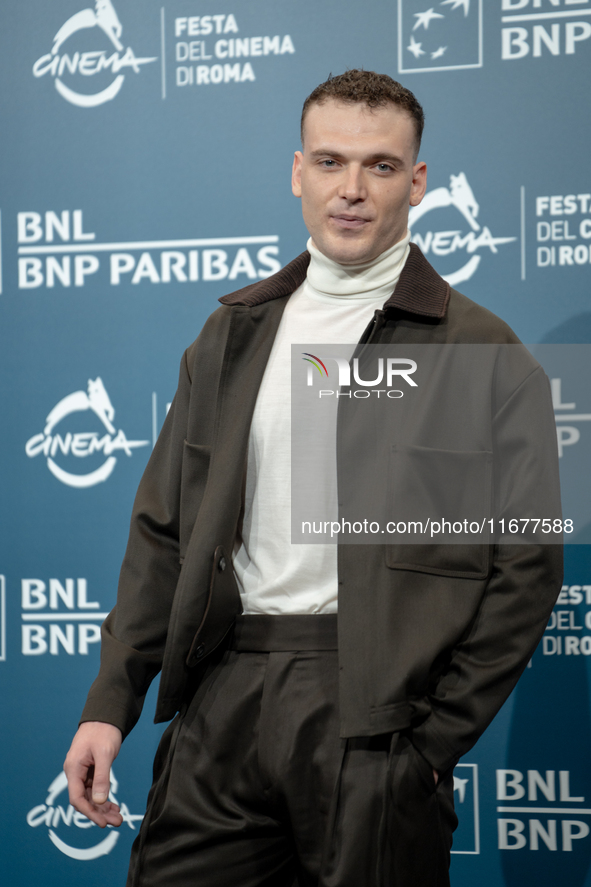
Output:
[1, 1, 591, 883]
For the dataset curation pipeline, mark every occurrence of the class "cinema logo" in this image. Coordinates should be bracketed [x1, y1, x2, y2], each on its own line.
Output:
[25, 377, 149, 488]
[302, 353, 418, 399]
[26, 770, 142, 861]
[32, 0, 157, 108]
[497, 769, 591, 851]
[16, 209, 281, 289]
[409, 173, 517, 286]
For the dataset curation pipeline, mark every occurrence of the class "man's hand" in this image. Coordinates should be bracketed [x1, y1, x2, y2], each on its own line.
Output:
[64, 721, 123, 828]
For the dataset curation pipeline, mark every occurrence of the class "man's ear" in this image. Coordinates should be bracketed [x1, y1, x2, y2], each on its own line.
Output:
[410, 161, 427, 207]
[292, 151, 303, 198]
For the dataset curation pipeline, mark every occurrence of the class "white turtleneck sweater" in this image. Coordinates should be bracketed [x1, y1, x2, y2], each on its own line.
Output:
[233, 232, 411, 614]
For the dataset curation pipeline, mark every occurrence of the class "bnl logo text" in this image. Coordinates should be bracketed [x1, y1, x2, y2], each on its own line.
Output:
[17, 211, 100, 289]
[21, 578, 108, 656]
[552, 378, 588, 458]
[502, 0, 591, 59]
[497, 769, 591, 851]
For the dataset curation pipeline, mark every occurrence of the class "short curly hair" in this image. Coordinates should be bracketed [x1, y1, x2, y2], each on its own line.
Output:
[301, 69, 425, 157]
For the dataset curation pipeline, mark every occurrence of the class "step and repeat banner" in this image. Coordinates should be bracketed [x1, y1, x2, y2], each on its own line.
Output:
[1, 1, 590, 885]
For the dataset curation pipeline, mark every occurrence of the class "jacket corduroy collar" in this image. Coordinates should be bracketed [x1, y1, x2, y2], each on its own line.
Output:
[219, 242, 450, 319]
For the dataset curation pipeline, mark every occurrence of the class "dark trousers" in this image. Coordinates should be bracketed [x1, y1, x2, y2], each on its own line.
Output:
[127, 616, 457, 887]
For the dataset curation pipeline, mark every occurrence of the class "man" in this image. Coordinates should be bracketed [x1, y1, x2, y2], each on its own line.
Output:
[64, 71, 562, 886]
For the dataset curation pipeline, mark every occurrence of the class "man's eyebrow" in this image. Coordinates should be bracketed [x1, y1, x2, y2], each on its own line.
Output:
[365, 152, 406, 165]
[308, 148, 406, 165]
[308, 148, 344, 159]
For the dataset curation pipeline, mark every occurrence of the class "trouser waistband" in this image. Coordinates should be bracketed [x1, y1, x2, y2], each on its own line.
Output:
[230, 614, 338, 651]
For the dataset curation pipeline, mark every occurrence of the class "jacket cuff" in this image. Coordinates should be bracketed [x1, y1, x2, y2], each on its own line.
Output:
[79, 697, 141, 740]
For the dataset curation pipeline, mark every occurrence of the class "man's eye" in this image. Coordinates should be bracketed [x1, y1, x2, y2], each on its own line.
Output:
[321, 159, 337, 167]
[376, 163, 393, 172]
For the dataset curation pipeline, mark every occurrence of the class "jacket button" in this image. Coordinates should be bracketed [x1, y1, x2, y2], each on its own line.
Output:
[195, 643, 205, 659]
[218, 556, 227, 572]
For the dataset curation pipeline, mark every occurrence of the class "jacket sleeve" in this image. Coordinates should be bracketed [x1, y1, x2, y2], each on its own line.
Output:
[79, 349, 192, 738]
[411, 364, 563, 774]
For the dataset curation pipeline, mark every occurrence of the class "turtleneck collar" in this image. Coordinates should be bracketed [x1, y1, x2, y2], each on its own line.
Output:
[306, 231, 411, 299]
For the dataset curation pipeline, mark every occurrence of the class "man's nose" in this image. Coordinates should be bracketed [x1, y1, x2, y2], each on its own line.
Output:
[338, 165, 366, 202]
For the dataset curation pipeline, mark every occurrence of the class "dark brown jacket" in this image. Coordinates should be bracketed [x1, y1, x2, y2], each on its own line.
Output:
[81, 245, 562, 774]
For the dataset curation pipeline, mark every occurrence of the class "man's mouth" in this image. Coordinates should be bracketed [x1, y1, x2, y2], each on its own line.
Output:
[330, 214, 370, 230]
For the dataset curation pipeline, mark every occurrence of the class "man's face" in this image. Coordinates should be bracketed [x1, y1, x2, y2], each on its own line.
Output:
[292, 99, 427, 265]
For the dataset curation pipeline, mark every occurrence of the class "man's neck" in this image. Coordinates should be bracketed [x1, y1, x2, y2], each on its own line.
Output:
[306, 231, 411, 297]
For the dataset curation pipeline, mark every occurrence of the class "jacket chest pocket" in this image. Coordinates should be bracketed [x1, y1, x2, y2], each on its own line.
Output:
[179, 441, 211, 563]
[385, 444, 493, 579]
